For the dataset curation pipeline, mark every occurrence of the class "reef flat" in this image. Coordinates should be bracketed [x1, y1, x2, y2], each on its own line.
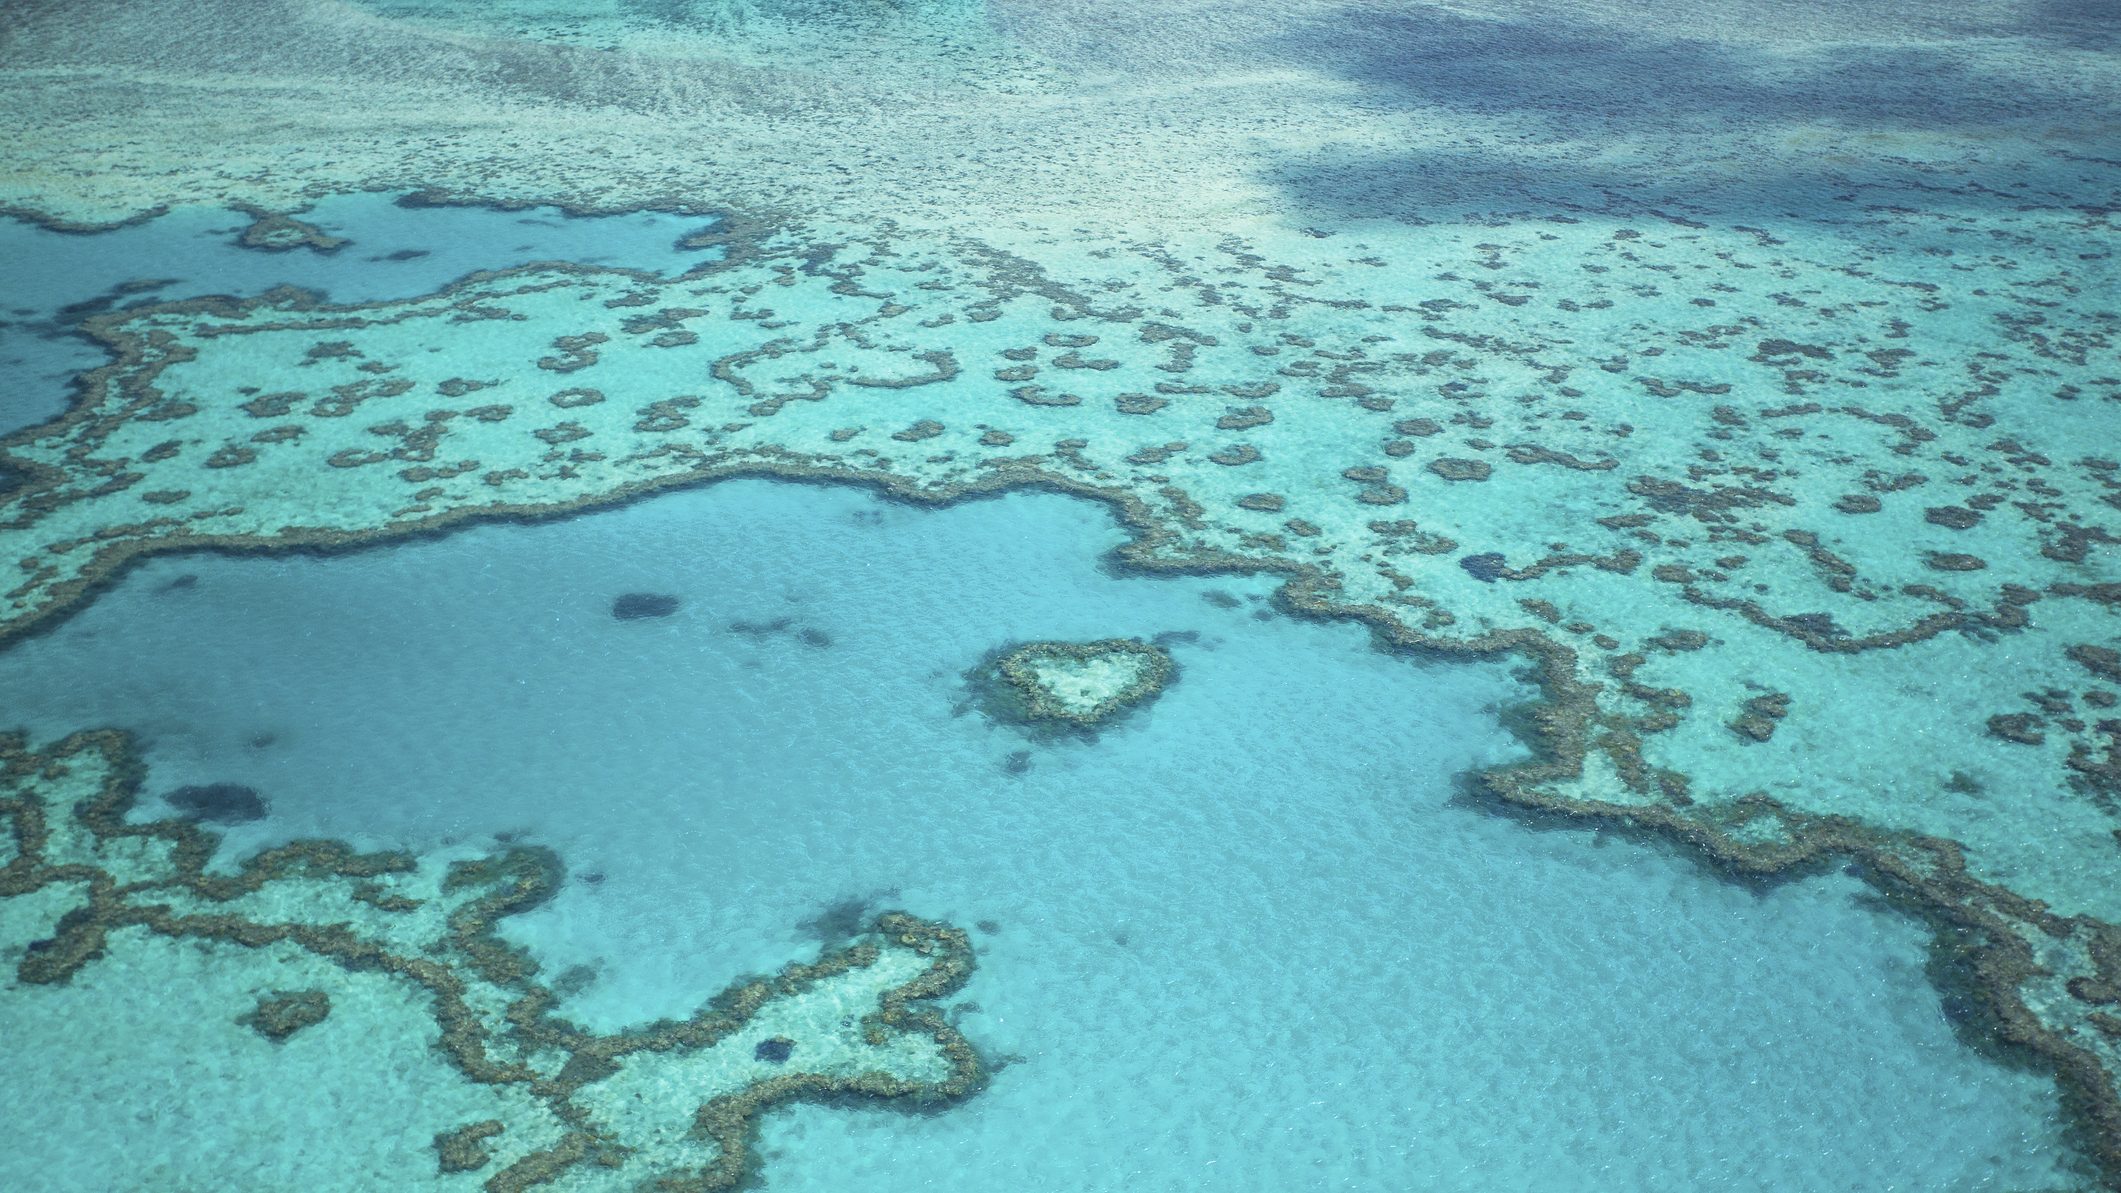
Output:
[2, 0, 2115, 234]
[0, 729, 982, 1189]
[3, 0, 2118, 1181]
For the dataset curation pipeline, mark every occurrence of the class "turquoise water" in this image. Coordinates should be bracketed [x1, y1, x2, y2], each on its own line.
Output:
[0, 195, 719, 435]
[0, 476, 2082, 1189]
[2, 0, 2117, 1184]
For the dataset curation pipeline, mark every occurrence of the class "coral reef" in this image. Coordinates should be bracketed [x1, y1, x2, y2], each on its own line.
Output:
[0, 207, 2113, 1172]
[0, 730, 985, 1189]
[976, 639, 1176, 731]
[0, 0, 2115, 1172]
[240, 988, 331, 1041]
[434, 1120, 506, 1174]
[166, 782, 267, 824]
[231, 203, 348, 255]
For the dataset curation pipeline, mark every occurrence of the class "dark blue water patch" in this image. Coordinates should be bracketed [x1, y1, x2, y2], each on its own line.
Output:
[1272, 6, 2097, 132]
[1258, 5, 2121, 221]
[0, 193, 723, 436]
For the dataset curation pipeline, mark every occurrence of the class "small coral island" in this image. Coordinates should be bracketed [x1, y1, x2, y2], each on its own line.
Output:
[977, 639, 1176, 732]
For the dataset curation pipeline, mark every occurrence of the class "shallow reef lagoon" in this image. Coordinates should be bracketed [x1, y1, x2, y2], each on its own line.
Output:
[1, 0, 2118, 1190]
[0, 472, 2083, 1189]
[0, 196, 721, 435]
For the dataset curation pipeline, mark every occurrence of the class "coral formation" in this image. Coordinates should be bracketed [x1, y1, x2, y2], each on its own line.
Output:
[232, 204, 348, 255]
[240, 988, 331, 1041]
[0, 730, 985, 1189]
[166, 782, 268, 824]
[976, 639, 1177, 731]
[434, 1120, 506, 1174]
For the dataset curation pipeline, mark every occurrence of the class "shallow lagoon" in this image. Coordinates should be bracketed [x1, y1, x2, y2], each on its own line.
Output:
[0, 195, 719, 435]
[0, 476, 2085, 1189]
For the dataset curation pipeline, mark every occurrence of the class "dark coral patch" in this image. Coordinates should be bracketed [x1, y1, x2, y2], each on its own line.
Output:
[241, 989, 332, 1041]
[1429, 457, 1492, 482]
[612, 593, 681, 620]
[730, 617, 793, 636]
[1729, 693, 1792, 742]
[1988, 713, 2046, 745]
[754, 1037, 796, 1063]
[1460, 552, 1508, 582]
[2066, 646, 2121, 683]
[167, 783, 268, 824]
[434, 1121, 505, 1174]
